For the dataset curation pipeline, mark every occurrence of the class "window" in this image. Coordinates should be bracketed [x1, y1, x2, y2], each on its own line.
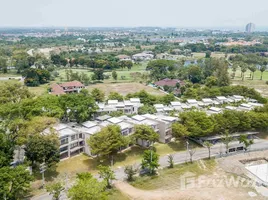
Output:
[71, 134, 78, 141]
[70, 142, 78, 149]
[60, 146, 68, 152]
[60, 137, 68, 145]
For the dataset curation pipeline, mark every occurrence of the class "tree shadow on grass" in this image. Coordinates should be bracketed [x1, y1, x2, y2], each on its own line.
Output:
[33, 165, 59, 182]
[167, 140, 200, 152]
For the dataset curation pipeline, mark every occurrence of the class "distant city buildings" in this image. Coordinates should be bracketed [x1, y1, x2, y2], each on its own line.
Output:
[245, 23, 256, 33]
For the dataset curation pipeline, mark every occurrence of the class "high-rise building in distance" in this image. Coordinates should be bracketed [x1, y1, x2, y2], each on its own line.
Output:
[245, 23, 256, 33]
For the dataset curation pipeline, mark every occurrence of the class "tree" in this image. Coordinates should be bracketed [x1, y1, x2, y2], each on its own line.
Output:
[68, 172, 107, 200]
[167, 154, 174, 168]
[0, 133, 15, 167]
[188, 65, 203, 83]
[23, 68, 50, 86]
[87, 125, 127, 165]
[98, 165, 115, 188]
[205, 76, 218, 88]
[24, 133, 60, 167]
[141, 150, 160, 175]
[179, 111, 215, 137]
[146, 59, 177, 81]
[214, 59, 230, 86]
[108, 92, 123, 101]
[221, 132, 233, 154]
[0, 82, 33, 104]
[91, 88, 105, 102]
[188, 147, 196, 163]
[248, 65, 257, 80]
[138, 105, 156, 115]
[203, 141, 213, 159]
[59, 93, 97, 123]
[112, 70, 117, 81]
[238, 134, 254, 152]
[0, 57, 7, 73]
[171, 123, 189, 141]
[124, 165, 138, 181]
[205, 51, 211, 58]
[0, 166, 33, 200]
[231, 63, 239, 79]
[46, 182, 65, 200]
[240, 64, 248, 81]
[133, 125, 159, 146]
[260, 65, 267, 80]
[92, 69, 104, 80]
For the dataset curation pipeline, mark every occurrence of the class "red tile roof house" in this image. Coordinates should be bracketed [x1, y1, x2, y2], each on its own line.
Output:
[154, 78, 184, 88]
[50, 81, 85, 95]
[154, 78, 184, 95]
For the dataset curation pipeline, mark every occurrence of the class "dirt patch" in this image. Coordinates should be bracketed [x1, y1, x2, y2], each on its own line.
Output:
[87, 82, 165, 96]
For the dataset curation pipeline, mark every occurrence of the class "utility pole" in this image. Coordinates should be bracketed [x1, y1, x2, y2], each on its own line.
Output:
[39, 160, 47, 188]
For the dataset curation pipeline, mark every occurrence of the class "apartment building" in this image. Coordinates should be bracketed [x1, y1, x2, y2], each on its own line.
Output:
[96, 98, 143, 115]
[46, 123, 84, 160]
[142, 114, 178, 143]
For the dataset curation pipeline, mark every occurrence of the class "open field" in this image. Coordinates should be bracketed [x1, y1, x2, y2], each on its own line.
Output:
[231, 69, 268, 97]
[56, 62, 148, 83]
[115, 156, 267, 200]
[192, 52, 235, 59]
[87, 82, 165, 96]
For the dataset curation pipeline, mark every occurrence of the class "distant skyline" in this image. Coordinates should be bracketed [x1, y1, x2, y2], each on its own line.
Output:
[1, 0, 268, 29]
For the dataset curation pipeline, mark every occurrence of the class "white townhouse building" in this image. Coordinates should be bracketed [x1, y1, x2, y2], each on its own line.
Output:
[96, 98, 143, 115]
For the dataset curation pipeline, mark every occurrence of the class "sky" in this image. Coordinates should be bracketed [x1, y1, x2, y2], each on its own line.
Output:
[1, 0, 268, 29]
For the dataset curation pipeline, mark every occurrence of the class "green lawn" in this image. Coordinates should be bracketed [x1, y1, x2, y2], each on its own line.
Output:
[231, 68, 268, 81]
[131, 159, 216, 190]
[230, 68, 268, 97]
[41, 141, 199, 182]
[56, 62, 148, 83]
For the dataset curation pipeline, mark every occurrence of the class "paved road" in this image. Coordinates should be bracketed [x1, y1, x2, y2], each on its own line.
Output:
[31, 139, 268, 200]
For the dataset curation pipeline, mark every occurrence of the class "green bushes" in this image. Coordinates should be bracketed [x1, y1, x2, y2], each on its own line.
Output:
[178, 109, 268, 138]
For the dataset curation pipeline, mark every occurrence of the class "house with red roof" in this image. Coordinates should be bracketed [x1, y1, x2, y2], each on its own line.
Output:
[154, 78, 184, 88]
[50, 81, 85, 95]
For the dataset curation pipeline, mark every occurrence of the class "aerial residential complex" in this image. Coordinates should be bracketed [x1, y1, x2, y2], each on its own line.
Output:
[46, 95, 263, 160]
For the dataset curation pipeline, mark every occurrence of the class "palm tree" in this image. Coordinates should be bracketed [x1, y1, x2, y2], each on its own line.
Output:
[239, 135, 254, 152]
[260, 65, 267, 80]
[221, 132, 233, 154]
[203, 141, 213, 159]
[231, 63, 239, 79]
[248, 65, 257, 80]
[240, 64, 248, 81]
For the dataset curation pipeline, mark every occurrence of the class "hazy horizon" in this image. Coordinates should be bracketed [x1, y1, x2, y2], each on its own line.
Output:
[1, 0, 268, 29]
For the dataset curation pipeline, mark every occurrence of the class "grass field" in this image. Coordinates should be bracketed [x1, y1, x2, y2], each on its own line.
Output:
[38, 141, 198, 182]
[230, 69, 268, 97]
[56, 62, 148, 83]
[131, 159, 216, 190]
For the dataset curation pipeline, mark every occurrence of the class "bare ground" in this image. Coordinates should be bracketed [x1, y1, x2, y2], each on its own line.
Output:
[87, 82, 165, 96]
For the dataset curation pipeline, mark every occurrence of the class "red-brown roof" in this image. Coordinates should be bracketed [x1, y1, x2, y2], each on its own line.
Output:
[59, 81, 84, 87]
[50, 83, 65, 95]
[154, 79, 183, 87]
